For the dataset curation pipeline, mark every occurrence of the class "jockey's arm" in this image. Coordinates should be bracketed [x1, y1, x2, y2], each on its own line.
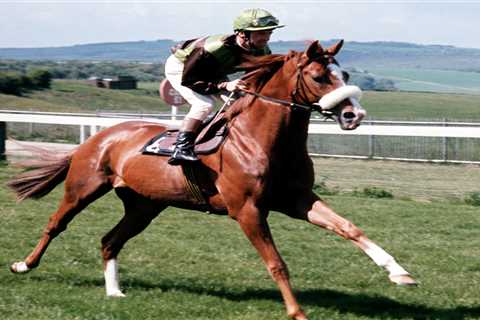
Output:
[180, 48, 225, 95]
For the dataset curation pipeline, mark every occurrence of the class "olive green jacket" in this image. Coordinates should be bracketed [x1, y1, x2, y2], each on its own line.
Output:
[172, 34, 271, 95]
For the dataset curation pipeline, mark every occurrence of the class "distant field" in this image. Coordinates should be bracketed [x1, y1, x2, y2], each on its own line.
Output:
[360, 90, 480, 121]
[367, 67, 480, 95]
[1, 160, 479, 320]
[0, 80, 171, 113]
[1, 80, 479, 122]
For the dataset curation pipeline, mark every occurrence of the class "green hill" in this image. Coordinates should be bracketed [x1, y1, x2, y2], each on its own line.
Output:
[2, 40, 480, 72]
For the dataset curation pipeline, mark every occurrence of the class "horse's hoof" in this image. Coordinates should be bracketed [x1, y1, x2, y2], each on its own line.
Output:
[107, 291, 126, 298]
[289, 310, 308, 320]
[10, 262, 30, 274]
[389, 274, 417, 286]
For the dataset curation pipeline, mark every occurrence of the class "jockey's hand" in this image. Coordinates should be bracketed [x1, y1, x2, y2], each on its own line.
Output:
[225, 79, 247, 92]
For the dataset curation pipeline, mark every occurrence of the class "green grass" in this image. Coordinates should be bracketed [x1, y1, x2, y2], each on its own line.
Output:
[0, 80, 172, 113]
[1, 161, 479, 320]
[1, 80, 480, 121]
[367, 68, 480, 95]
[360, 90, 480, 121]
[312, 157, 480, 202]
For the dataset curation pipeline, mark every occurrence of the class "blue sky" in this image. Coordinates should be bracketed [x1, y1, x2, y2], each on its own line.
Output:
[1, 1, 479, 49]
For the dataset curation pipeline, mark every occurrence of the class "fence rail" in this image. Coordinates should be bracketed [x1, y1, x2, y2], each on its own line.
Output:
[1, 110, 479, 163]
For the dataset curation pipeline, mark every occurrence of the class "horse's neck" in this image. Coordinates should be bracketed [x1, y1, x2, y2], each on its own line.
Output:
[232, 62, 311, 154]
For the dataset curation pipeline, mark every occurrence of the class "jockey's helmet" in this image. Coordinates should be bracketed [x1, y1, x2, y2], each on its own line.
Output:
[233, 9, 284, 32]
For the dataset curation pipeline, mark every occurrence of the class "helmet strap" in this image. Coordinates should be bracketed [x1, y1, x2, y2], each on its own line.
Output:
[235, 31, 252, 51]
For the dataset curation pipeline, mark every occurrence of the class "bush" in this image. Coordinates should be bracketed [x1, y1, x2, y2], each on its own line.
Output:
[465, 192, 480, 206]
[0, 72, 22, 95]
[28, 69, 52, 88]
[353, 187, 394, 199]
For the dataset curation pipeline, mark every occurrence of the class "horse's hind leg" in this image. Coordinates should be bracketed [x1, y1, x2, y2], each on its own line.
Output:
[100, 187, 165, 297]
[11, 171, 111, 273]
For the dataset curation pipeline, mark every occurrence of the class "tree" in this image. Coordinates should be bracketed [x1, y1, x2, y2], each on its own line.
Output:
[0, 72, 22, 95]
[28, 69, 52, 88]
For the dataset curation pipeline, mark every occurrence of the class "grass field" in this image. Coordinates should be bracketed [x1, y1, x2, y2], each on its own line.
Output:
[367, 68, 480, 95]
[0, 80, 172, 113]
[1, 160, 479, 320]
[1, 80, 480, 121]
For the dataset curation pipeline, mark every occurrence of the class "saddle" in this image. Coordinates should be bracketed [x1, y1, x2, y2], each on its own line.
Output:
[142, 113, 228, 157]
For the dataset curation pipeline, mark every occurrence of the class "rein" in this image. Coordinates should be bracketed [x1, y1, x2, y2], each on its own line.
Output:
[240, 89, 335, 119]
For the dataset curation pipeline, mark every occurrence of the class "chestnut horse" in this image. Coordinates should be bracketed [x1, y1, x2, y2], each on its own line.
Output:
[8, 40, 416, 320]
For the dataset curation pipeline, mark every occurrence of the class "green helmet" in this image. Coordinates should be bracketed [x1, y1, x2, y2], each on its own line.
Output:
[233, 9, 285, 32]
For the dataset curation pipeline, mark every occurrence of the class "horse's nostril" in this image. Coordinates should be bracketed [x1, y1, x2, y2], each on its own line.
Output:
[343, 112, 356, 120]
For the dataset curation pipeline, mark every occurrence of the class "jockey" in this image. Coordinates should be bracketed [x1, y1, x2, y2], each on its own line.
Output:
[165, 8, 284, 165]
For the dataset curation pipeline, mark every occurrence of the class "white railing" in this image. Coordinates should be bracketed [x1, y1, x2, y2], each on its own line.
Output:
[1, 110, 479, 163]
[0, 110, 181, 143]
[2, 110, 480, 138]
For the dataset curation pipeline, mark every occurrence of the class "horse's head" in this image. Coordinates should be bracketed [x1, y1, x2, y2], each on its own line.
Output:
[292, 40, 366, 130]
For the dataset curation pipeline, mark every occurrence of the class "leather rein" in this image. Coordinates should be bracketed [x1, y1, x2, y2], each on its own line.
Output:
[238, 61, 336, 119]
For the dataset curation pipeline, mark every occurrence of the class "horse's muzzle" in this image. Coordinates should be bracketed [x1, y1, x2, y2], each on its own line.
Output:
[340, 105, 366, 130]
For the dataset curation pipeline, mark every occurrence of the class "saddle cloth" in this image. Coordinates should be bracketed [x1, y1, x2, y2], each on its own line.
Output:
[142, 116, 228, 156]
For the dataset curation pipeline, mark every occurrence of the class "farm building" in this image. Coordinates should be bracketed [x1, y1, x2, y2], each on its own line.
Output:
[87, 76, 137, 89]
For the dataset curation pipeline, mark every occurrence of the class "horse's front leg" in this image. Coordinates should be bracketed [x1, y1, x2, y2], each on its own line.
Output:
[233, 200, 308, 320]
[292, 192, 417, 285]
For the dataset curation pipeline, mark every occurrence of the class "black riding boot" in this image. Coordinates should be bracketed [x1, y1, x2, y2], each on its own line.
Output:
[168, 131, 199, 165]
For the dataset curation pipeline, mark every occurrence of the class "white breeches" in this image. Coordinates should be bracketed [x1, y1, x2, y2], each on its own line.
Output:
[165, 54, 215, 121]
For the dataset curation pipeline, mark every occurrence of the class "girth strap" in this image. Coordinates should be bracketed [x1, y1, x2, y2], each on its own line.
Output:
[182, 164, 207, 205]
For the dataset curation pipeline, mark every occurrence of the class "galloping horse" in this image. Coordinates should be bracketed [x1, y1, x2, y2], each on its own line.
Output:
[8, 40, 416, 320]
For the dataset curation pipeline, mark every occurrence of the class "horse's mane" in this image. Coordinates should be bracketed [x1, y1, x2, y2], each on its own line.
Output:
[240, 54, 286, 89]
[225, 52, 297, 120]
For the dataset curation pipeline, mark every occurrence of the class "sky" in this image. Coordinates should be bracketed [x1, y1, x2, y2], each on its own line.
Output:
[1, 0, 479, 49]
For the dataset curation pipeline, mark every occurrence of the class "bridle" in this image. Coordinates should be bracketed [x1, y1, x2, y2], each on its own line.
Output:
[239, 55, 348, 120]
[239, 88, 326, 114]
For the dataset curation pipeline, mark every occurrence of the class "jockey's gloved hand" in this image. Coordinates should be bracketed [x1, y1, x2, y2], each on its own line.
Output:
[220, 79, 248, 92]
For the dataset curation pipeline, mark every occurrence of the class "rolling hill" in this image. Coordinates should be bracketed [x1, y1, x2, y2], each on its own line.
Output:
[2, 39, 480, 72]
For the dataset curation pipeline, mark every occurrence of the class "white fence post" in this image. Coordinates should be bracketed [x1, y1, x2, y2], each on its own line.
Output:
[171, 106, 178, 120]
[80, 125, 86, 144]
[0, 122, 5, 160]
[90, 125, 97, 136]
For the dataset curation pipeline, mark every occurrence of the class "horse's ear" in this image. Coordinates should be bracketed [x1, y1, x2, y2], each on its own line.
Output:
[298, 41, 323, 67]
[326, 39, 344, 56]
[305, 40, 323, 58]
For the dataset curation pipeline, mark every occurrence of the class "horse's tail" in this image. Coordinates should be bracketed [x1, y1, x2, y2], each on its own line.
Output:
[6, 144, 75, 202]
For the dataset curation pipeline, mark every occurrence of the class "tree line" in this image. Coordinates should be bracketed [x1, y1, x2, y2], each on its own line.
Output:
[0, 60, 396, 95]
[0, 69, 52, 95]
[0, 60, 164, 81]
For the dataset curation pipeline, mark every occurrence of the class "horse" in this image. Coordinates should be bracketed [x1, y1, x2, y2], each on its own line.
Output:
[7, 40, 416, 320]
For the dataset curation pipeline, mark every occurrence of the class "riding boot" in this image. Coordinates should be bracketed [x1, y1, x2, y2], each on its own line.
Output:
[168, 118, 202, 165]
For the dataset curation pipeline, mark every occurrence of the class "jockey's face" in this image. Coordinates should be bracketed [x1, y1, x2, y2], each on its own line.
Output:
[249, 30, 273, 49]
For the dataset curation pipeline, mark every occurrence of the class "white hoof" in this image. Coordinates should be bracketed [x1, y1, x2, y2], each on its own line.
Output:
[107, 290, 126, 298]
[389, 274, 417, 286]
[10, 261, 30, 274]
